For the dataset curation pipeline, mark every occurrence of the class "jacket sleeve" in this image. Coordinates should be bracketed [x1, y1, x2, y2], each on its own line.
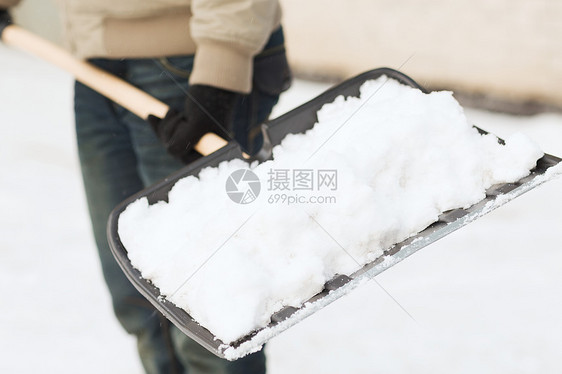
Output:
[0, 0, 21, 8]
[189, 0, 281, 94]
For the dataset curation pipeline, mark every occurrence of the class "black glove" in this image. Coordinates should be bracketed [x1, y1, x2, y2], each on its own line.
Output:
[149, 84, 239, 164]
[0, 9, 12, 37]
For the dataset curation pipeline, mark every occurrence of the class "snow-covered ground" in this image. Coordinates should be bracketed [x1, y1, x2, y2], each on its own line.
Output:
[1, 45, 561, 373]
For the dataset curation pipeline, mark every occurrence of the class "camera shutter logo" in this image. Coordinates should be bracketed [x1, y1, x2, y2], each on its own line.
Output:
[226, 169, 261, 204]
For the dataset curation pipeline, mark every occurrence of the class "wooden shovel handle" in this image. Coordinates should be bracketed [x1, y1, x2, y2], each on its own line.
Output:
[1, 25, 226, 157]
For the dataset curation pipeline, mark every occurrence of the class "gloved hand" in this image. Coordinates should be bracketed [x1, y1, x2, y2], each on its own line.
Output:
[0, 8, 12, 37]
[148, 84, 239, 164]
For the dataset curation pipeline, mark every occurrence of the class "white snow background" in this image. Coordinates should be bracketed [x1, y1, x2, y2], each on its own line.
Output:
[1, 44, 561, 373]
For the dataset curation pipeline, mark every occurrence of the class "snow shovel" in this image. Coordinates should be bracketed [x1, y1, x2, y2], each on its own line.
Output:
[5, 25, 562, 360]
[108, 76, 560, 358]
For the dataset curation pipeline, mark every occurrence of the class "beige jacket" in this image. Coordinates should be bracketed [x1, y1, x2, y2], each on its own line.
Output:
[2, 0, 282, 93]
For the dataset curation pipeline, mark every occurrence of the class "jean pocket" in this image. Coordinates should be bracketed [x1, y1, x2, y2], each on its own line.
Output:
[156, 56, 194, 79]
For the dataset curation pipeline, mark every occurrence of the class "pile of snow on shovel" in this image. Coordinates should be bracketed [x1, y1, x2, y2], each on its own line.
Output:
[118, 76, 543, 343]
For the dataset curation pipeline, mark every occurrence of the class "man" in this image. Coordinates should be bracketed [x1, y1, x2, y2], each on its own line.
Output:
[0, 1, 291, 373]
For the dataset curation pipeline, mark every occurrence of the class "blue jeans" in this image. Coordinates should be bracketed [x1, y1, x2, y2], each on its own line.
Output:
[75, 29, 288, 374]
